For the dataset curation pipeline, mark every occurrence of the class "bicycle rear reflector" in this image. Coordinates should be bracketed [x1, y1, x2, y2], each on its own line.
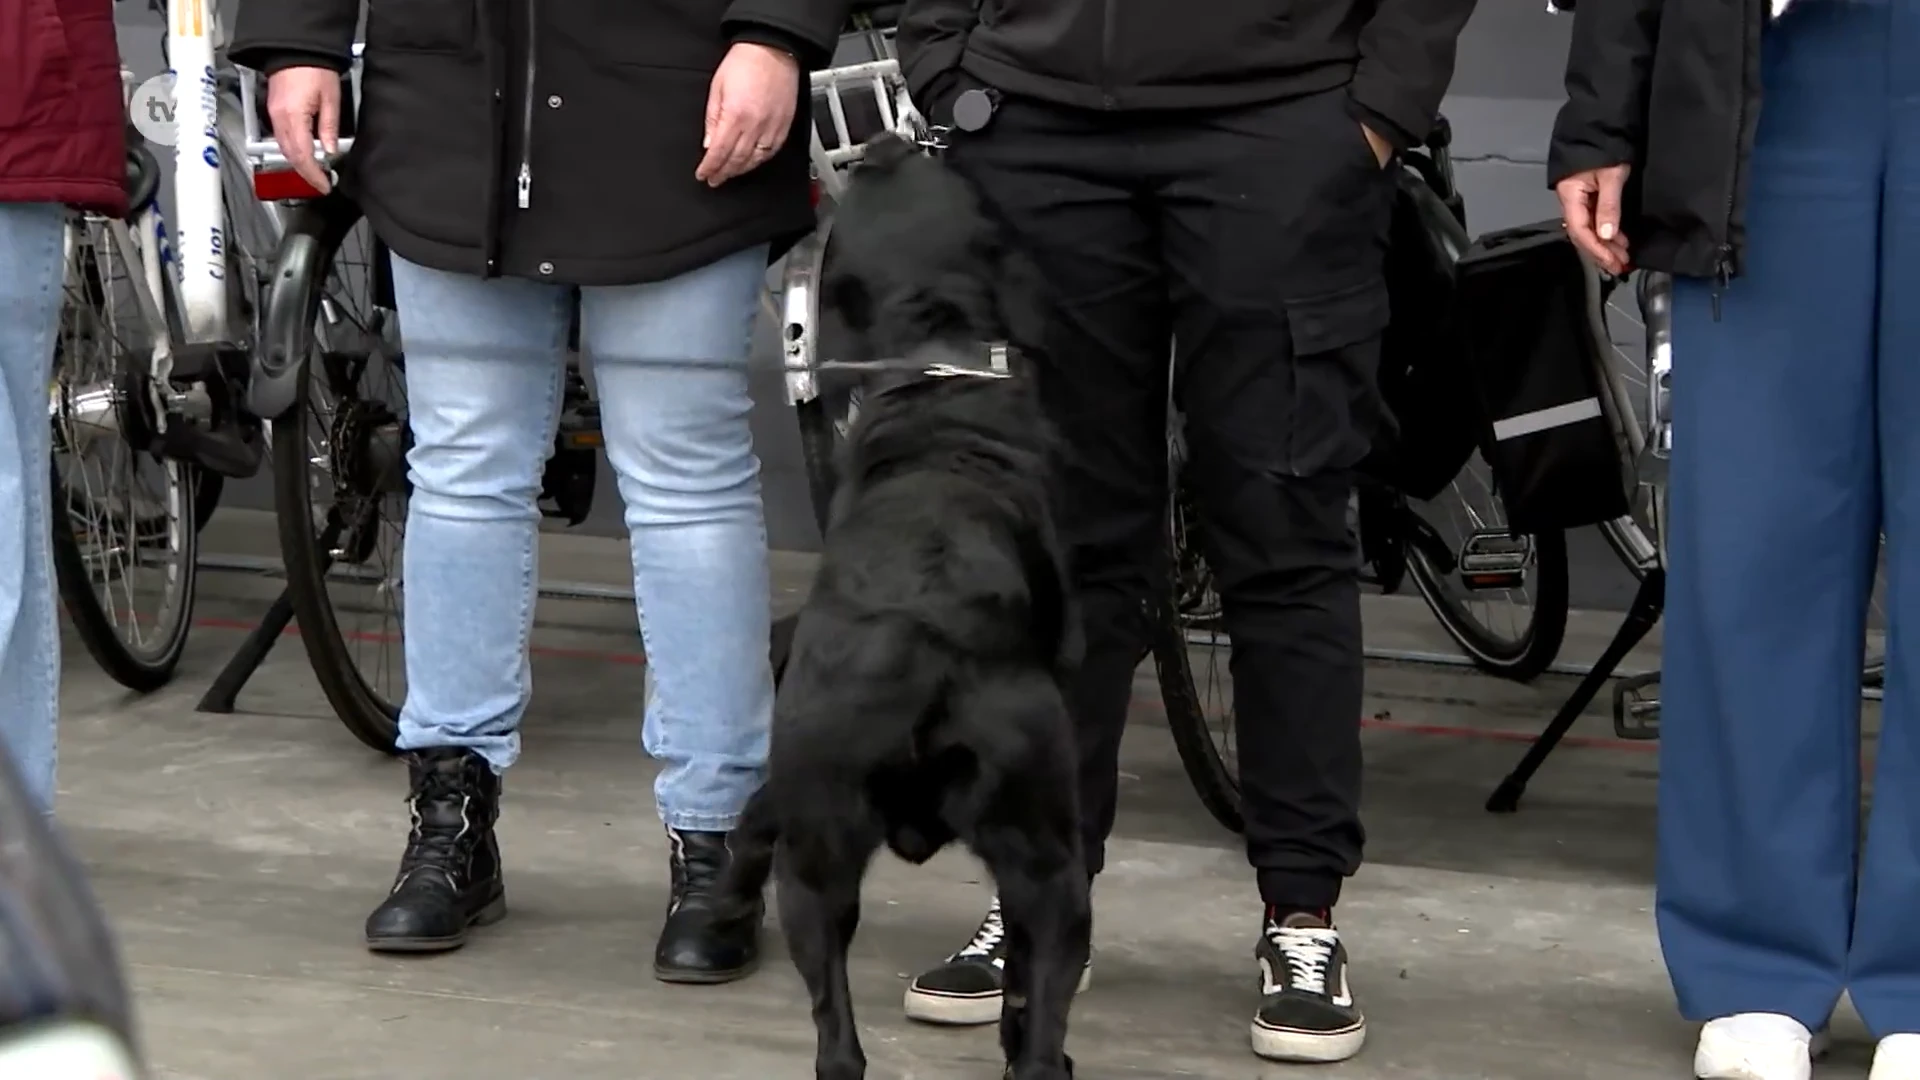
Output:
[253, 169, 325, 203]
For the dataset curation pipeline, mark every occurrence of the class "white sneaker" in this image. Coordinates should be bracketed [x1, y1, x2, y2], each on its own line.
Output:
[1693, 1014, 1824, 1080]
[1869, 1032, 1920, 1080]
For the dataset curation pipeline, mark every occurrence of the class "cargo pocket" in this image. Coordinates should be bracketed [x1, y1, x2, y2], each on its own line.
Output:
[1282, 278, 1391, 477]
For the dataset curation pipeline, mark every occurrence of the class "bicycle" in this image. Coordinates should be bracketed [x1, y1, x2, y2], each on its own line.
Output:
[1485, 262, 1892, 811]
[49, 4, 292, 692]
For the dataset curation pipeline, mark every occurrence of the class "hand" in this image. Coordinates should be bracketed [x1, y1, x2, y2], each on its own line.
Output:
[1555, 163, 1633, 276]
[266, 66, 343, 196]
[696, 42, 801, 188]
[1360, 123, 1393, 168]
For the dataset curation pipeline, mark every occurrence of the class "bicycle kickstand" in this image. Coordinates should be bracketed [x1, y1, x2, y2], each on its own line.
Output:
[1485, 568, 1667, 813]
[195, 587, 295, 714]
[196, 522, 342, 714]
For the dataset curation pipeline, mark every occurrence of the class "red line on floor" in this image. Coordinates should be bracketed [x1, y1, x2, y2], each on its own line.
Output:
[188, 616, 1655, 754]
[1360, 713, 1656, 754]
[189, 616, 647, 666]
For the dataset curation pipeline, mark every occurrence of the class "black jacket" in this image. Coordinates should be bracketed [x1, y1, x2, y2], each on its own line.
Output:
[896, 0, 1478, 151]
[233, 0, 850, 286]
[1547, 0, 1762, 280]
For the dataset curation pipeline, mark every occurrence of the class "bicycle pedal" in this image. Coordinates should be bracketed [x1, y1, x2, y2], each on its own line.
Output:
[1457, 530, 1531, 592]
[1612, 672, 1661, 740]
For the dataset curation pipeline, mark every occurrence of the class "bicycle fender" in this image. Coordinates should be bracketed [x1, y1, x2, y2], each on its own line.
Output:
[250, 199, 352, 420]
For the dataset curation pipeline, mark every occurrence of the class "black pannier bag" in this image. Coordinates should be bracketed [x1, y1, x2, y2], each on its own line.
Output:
[1361, 170, 1482, 501]
[1451, 220, 1630, 534]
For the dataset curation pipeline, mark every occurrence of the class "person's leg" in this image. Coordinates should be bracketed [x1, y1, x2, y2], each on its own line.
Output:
[901, 97, 1171, 1025]
[578, 242, 771, 983]
[1153, 88, 1385, 1063]
[362, 255, 571, 953]
[1656, 4, 1887, 1075]
[0, 203, 66, 814]
[1849, 0, 1920, 1063]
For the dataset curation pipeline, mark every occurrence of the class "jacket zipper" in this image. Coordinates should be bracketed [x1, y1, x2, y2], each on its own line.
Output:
[1098, 0, 1117, 109]
[516, 0, 538, 209]
[1710, 0, 1751, 322]
[478, 0, 505, 273]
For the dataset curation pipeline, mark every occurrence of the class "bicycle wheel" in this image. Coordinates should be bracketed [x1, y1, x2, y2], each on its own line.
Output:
[49, 215, 201, 692]
[1151, 414, 1244, 834]
[1402, 461, 1572, 682]
[265, 197, 409, 754]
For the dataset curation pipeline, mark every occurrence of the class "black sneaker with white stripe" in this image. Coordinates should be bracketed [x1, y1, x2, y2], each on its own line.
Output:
[1251, 909, 1366, 1062]
[903, 897, 1093, 1025]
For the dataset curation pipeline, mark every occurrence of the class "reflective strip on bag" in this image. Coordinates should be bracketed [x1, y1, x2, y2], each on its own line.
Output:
[1490, 397, 1604, 441]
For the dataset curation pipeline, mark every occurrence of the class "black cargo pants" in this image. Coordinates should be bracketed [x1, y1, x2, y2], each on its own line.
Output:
[943, 85, 1389, 910]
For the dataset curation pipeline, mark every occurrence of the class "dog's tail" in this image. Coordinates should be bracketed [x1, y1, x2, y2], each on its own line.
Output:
[717, 782, 780, 919]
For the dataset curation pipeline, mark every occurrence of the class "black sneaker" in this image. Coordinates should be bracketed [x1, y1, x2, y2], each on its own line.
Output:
[1250, 910, 1366, 1062]
[903, 897, 1092, 1025]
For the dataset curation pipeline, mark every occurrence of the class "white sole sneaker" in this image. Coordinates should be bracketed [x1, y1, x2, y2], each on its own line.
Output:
[1869, 1032, 1920, 1080]
[903, 964, 1092, 1026]
[1250, 1015, 1367, 1063]
[1694, 1016, 1826, 1080]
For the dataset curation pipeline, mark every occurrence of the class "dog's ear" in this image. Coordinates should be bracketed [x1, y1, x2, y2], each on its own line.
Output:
[991, 245, 1050, 352]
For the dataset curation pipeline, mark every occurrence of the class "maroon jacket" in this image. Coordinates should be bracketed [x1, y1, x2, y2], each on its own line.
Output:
[0, 0, 127, 215]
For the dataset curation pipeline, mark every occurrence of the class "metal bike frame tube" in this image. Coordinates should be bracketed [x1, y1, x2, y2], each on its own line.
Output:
[169, 0, 227, 343]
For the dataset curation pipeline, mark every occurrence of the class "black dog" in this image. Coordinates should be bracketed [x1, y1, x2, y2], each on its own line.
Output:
[722, 136, 1090, 1080]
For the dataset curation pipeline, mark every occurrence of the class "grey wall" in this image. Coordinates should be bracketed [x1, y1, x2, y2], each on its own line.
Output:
[116, 1, 1637, 608]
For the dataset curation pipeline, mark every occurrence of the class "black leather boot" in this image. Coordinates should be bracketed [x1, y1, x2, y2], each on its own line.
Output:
[364, 748, 506, 953]
[653, 827, 761, 983]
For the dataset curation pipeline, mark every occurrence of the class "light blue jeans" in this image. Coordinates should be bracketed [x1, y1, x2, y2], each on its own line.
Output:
[0, 203, 65, 813]
[390, 244, 774, 832]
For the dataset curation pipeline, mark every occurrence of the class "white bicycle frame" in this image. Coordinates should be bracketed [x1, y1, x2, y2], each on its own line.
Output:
[164, 0, 225, 343]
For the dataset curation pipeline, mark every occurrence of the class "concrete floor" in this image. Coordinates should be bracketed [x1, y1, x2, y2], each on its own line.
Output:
[51, 512, 1880, 1079]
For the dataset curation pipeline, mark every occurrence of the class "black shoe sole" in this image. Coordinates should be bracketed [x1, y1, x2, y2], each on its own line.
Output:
[652, 951, 762, 985]
[366, 894, 508, 954]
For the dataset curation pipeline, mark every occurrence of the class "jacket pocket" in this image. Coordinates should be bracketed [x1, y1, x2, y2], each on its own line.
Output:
[364, 0, 478, 54]
[0, 0, 76, 129]
[1281, 279, 1390, 476]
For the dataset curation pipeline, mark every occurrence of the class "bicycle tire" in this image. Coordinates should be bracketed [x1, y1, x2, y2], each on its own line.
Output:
[264, 196, 405, 754]
[50, 460, 200, 694]
[796, 397, 843, 536]
[1153, 605, 1243, 834]
[1405, 521, 1571, 682]
[1151, 466, 1245, 834]
[49, 218, 201, 693]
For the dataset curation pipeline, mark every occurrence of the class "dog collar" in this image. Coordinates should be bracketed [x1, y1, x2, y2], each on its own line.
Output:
[921, 341, 1013, 379]
[923, 362, 1012, 380]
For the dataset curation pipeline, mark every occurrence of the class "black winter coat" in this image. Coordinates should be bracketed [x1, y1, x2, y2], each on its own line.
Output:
[1548, 0, 1763, 280]
[233, 0, 850, 286]
[897, 0, 1478, 152]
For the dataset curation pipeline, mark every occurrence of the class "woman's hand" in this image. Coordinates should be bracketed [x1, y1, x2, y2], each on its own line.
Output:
[1555, 163, 1633, 275]
[266, 66, 343, 195]
[696, 42, 801, 188]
